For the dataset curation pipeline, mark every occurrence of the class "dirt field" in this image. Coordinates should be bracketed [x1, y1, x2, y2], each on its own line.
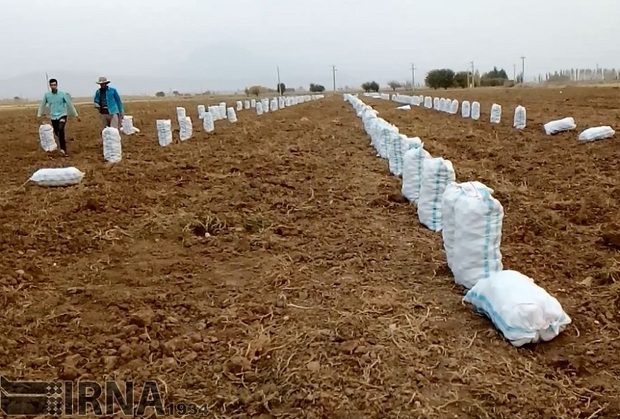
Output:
[0, 87, 618, 418]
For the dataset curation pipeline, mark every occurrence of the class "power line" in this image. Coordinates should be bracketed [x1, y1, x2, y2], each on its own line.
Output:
[331, 65, 337, 92]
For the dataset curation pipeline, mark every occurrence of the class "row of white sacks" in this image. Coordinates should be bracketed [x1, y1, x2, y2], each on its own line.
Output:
[30, 94, 325, 185]
[345, 93, 572, 348]
[365, 92, 615, 142]
[156, 94, 324, 147]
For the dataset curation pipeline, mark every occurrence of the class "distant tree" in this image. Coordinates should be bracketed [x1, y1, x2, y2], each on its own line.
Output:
[13, 96, 20, 101]
[369, 81, 380, 92]
[277, 82, 286, 95]
[387, 80, 402, 91]
[454, 71, 470, 88]
[361, 82, 371, 92]
[172, 90, 180, 96]
[425, 69, 455, 89]
[309, 83, 325, 92]
[155, 91, 165, 97]
[244, 87, 250, 97]
[480, 66, 509, 86]
[249, 86, 261, 96]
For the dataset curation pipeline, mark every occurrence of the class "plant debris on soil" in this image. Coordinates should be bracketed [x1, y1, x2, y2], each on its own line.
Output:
[0, 87, 619, 418]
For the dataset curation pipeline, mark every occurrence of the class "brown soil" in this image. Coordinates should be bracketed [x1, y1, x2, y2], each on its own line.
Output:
[0, 87, 619, 418]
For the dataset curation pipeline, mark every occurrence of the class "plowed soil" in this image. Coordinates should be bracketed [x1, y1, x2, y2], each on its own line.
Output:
[0, 87, 619, 419]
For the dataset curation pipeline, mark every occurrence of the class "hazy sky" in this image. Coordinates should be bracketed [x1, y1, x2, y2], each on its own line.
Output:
[0, 0, 618, 96]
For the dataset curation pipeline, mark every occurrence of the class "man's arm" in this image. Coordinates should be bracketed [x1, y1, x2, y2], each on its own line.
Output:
[93, 90, 100, 108]
[64, 93, 79, 117]
[114, 89, 124, 114]
[37, 94, 48, 117]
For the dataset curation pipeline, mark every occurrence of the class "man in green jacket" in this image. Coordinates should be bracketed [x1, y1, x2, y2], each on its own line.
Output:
[37, 78, 79, 156]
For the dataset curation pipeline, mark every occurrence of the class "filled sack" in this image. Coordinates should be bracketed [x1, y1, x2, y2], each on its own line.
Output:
[417, 158, 456, 231]
[38, 124, 57, 152]
[463, 270, 572, 347]
[29, 167, 84, 187]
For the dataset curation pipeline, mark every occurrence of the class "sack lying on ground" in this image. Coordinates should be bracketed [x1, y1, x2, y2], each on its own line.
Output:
[29, 167, 85, 187]
[463, 270, 572, 347]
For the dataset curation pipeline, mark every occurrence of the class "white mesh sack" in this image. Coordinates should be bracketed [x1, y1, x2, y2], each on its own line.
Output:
[450, 182, 504, 289]
[378, 123, 399, 159]
[236, 101, 243, 111]
[461, 101, 471, 118]
[227, 107, 238, 123]
[471, 102, 481, 120]
[156, 119, 173, 147]
[463, 270, 572, 347]
[38, 124, 57, 152]
[250, 99, 257, 108]
[433, 98, 440, 110]
[490, 104, 502, 124]
[442, 182, 463, 270]
[256, 102, 264, 115]
[102, 127, 122, 163]
[29, 167, 84, 187]
[270, 99, 278, 112]
[176, 107, 186, 120]
[197, 105, 205, 119]
[120, 115, 140, 135]
[424, 96, 432, 108]
[450, 100, 459, 115]
[513, 106, 526, 129]
[417, 157, 456, 232]
[401, 146, 431, 202]
[387, 133, 404, 176]
[202, 112, 215, 132]
[401, 136, 422, 153]
[179, 116, 193, 141]
[578, 126, 615, 142]
[439, 98, 446, 112]
[244, 100, 250, 110]
[543, 117, 576, 135]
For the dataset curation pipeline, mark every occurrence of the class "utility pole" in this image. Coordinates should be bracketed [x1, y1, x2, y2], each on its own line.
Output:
[277, 66, 282, 96]
[331, 65, 337, 92]
[513, 64, 516, 82]
[410, 63, 416, 90]
[470, 61, 475, 88]
[520, 56, 526, 84]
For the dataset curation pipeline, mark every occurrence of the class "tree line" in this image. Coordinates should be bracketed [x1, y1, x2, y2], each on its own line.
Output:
[358, 66, 515, 92]
[423, 67, 517, 89]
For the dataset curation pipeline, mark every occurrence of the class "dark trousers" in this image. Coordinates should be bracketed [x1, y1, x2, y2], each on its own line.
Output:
[51, 116, 67, 152]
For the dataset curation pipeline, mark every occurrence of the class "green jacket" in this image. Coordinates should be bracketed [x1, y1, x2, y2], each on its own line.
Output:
[37, 90, 78, 119]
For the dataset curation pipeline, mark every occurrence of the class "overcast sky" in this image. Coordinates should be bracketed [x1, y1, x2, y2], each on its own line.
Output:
[0, 0, 618, 96]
